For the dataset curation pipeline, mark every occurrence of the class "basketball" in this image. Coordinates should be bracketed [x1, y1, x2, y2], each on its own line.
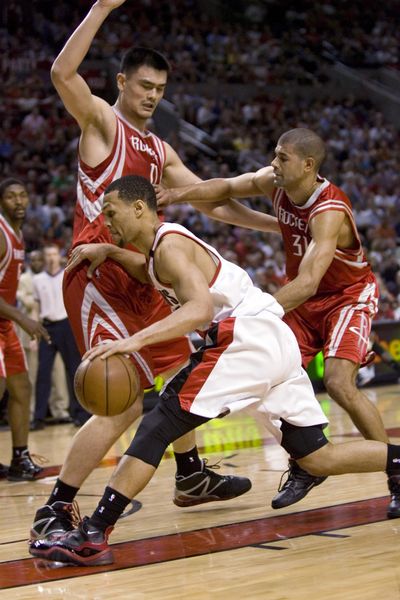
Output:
[74, 354, 140, 416]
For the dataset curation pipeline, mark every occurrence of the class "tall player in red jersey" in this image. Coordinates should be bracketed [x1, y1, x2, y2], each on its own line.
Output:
[157, 127, 400, 519]
[30, 0, 258, 540]
[0, 179, 50, 481]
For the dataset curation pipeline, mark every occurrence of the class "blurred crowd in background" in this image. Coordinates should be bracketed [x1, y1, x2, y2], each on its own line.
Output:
[1, 0, 399, 323]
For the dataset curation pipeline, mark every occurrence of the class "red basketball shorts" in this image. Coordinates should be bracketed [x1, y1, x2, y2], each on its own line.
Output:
[283, 275, 379, 368]
[0, 320, 28, 378]
[63, 260, 192, 389]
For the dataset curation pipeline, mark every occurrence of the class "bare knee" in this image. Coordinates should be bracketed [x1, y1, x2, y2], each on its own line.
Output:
[323, 371, 355, 407]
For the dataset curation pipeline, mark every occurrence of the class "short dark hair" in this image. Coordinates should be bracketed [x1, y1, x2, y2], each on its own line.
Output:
[120, 47, 171, 77]
[278, 128, 326, 171]
[0, 177, 25, 199]
[105, 175, 157, 211]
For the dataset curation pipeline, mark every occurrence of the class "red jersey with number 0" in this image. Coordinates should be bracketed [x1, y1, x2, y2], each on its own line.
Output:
[0, 214, 24, 325]
[272, 178, 373, 294]
[73, 107, 166, 247]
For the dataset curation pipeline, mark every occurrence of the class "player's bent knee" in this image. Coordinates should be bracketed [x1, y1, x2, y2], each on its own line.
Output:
[125, 397, 209, 468]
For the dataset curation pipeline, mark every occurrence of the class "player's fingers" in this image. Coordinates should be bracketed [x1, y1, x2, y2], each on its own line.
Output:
[86, 257, 102, 279]
[82, 347, 102, 361]
[65, 250, 83, 272]
[99, 347, 119, 360]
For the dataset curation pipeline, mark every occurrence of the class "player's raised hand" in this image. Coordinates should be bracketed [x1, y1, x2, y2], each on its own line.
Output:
[96, 0, 128, 10]
[66, 243, 113, 278]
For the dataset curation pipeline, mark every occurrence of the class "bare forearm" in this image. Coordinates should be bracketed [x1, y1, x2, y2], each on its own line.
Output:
[198, 199, 281, 234]
[274, 278, 316, 313]
[173, 179, 231, 204]
[106, 245, 148, 283]
[0, 297, 27, 326]
[134, 302, 209, 348]
[51, 3, 112, 78]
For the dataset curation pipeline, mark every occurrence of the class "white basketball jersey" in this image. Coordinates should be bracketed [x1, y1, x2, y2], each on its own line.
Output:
[147, 223, 284, 331]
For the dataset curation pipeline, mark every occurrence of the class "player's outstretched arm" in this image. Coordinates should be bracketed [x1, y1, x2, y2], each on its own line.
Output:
[51, 0, 126, 130]
[66, 243, 148, 283]
[160, 149, 279, 233]
[274, 210, 346, 312]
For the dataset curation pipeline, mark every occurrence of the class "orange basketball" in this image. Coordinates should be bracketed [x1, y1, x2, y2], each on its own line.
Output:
[74, 354, 140, 416]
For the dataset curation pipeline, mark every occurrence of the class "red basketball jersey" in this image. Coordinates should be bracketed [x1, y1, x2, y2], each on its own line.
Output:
[272, 178, 373, 294]
[0, 214, 24, 326]
[73, 108, 166, 247]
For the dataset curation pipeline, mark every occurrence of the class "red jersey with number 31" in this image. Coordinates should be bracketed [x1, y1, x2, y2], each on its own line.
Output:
[73, 107, 166, 247]
[272, 178, 373, 294]
[0, 214, 24, 325]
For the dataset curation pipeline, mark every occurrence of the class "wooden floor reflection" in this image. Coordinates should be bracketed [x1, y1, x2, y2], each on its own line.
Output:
[0, 384, 399, 599]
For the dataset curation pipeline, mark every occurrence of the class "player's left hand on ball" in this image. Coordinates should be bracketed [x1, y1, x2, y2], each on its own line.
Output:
[83, 337, 141, 361]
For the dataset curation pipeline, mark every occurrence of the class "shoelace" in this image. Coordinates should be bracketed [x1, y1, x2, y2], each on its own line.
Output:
[66, 500, 83, 528]
[203, 458, 222, 471]
[30, 454, 48, 466]
[276, 467, 292, 492]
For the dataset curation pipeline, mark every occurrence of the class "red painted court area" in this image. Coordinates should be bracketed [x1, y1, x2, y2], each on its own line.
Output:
[0, 496, 388, 590]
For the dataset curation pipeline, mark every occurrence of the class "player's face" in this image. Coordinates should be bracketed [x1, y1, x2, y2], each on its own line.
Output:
[0, 184, 29, 222]
[118, 65, 167, 120]
[271, 144, 307, 189]
[103, 192, 137, 244]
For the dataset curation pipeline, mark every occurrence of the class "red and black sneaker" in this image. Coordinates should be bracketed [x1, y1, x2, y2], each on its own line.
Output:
[29, 516, 114, 566]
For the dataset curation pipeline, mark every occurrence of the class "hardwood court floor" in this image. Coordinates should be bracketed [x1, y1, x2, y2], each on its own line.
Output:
[1, 384, 400, 599]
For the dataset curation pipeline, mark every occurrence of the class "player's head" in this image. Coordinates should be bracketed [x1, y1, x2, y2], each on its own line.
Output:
[103, 175, 157, 244]
[271, 128, 326, 189]
[117, 47, 170, 123]
[0, 178, 29, 224]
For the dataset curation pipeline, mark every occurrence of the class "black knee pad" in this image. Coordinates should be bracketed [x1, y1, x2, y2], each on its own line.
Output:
[280, 419, 329, 460]
[125, 397, 210, 467]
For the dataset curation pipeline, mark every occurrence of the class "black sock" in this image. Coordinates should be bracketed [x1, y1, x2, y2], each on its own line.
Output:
[386, 444, 400, 476]
[174, 446, 202, 477]
[89, 486, 131, 532]
[47, 479, 80, 505]
[12, 446, 28, 460]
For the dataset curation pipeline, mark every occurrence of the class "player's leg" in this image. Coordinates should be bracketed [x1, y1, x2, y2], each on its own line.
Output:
[324, 357, 388, 441]
[3, 327, 43, 481]
[7, 371, 44, 480]
[29, 396, 216, 565]
[271, 308, 327, 509]
[30, 395, 144, 540]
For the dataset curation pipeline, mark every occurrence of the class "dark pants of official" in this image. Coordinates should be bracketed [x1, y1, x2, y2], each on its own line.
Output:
[34, 318, 90, 423]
